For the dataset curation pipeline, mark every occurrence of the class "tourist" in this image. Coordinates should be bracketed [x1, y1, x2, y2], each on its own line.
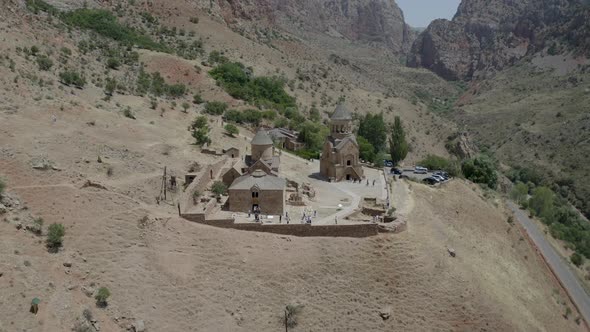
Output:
[373, 179, 375, 186]
[335, 216, 338, 225]
[279, 215, 282, 223]
[366, 179, 369, 186]
[314, 210, 317, 217]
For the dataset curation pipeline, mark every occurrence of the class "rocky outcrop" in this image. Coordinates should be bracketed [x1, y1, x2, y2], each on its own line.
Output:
[408, 0, 590, 80]
[198, 0, 414, 53]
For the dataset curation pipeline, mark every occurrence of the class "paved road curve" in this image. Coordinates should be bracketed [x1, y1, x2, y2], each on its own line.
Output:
[508, 202, 590, 323]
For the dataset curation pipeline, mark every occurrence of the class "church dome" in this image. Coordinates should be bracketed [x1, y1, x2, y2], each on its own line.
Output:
[251, 130, 273, 146]
[331, 104, 352, 121]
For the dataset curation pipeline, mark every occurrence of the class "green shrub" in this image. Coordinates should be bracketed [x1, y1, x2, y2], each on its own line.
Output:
[191, 116, 208, 130]
[462, 155, 497, 188]
[46, 223, 65, 252]
[204, 101, 228, 115]
[106, 57, 120, 70]
[59, 70, 86, 88]
[181, 102, 190, 113]
[136, 69, 186, 98]
[358, 136, 376, 163]
[37, 55, 53, 71]
[192, 127, 211, 146]
[193, 93, 204, 104]
[209, 62, 296, 111]
[418, 154, 461, 176]
[297, 121, 329, 152]
[510, 181, 529, 205]
[62, 9, 168, 52]
[389, 116, 409, 166]
[529, 186, 555, 220]
[211, 181, 228, 196]
[358, 113, 387, 152]
[0, 178, 5, 197]
[571, 252, 583, 267]
[25, 0, 59, 15]
[95, 287, 111, 307]
[224, 124, 239, 137]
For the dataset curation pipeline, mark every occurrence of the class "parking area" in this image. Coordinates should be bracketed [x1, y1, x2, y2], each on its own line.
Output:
[385, 166, 451, 185]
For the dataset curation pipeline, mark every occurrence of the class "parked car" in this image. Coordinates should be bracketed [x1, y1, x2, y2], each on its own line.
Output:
[414, 169, 428, 174]
[432, 175, 446, 182]
[423, 177, 438, 185]
[415, 166, 428, 172]
[384, 160, 394, 167]
[391, 168, 402, 175]
[434, 171, 449, 179]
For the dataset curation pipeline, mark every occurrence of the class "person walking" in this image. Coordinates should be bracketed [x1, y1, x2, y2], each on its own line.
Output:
[335, 216, 338, 225]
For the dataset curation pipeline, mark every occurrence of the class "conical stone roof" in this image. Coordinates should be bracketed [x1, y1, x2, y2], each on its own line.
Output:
[251, 130, 273, 146]
[331, 104, 352, 121]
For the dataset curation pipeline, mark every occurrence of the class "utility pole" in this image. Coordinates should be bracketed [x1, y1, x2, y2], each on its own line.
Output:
[163, 166, 167, 200]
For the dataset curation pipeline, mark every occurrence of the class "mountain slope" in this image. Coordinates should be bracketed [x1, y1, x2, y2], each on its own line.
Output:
[196, 0, 415, 53]
[408, 0, 590, 80]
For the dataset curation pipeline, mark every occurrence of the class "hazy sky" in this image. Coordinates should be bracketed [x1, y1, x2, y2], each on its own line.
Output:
[396, 0, 461, 27]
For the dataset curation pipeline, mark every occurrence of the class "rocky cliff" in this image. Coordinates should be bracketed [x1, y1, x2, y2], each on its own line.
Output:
[408, 0, 590, 80]
[197, 0, 414, 53]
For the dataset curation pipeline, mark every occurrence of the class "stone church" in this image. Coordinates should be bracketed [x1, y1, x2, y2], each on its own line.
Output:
[226, 129, 286, 215]
[320, 104, 364, 182]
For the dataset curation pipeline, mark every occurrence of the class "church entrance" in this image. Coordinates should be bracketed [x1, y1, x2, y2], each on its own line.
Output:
[346, 174, 351, 181]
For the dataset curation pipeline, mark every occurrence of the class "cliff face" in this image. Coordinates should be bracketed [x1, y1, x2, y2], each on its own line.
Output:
[408, 0, 590, 80]
[198, 0, 414, 53]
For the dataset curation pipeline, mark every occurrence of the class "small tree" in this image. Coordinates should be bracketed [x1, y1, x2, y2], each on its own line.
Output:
[211, 181, 228, 196]
[95, 287, 111, 307]
[46, 223, 65, 252]
[192, 127, 211, 146]
[181, 102, 190, 113]
[192, 115, 208, 130]
[193, 93, 204, 104]
[510, 181, 529, 205]
[225, 124, 239, 137]
[462, 155, 497, 189]
[389, 116, 408, 166]
[571, 252, 583, 267]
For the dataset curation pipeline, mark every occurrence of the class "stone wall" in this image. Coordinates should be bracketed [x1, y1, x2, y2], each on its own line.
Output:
[182, 216, 383, 238]
[228, 188, 284, 215]
[180, 158, 229, 213]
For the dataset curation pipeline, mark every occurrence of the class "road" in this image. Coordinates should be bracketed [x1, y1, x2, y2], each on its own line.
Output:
[508, 202, 590, 324]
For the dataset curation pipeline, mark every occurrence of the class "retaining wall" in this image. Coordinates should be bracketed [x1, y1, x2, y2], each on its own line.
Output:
[182, 215, 383, 237]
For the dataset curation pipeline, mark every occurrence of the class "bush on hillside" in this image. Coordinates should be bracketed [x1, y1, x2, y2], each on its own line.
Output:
[225, 124, 239, 137]
[46, 223, 65, 252]
[37, 55, 53, 71]
[59, 70, 86, 88]
[571, 252, 583, 267]
[510, 181, 529, 205]
[62, 9, 168, 52]
[209, 62, 296, 111]
[204, 101, 228, 115]
[462, 155, 497, 188]
[95, 287, 111, 307]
